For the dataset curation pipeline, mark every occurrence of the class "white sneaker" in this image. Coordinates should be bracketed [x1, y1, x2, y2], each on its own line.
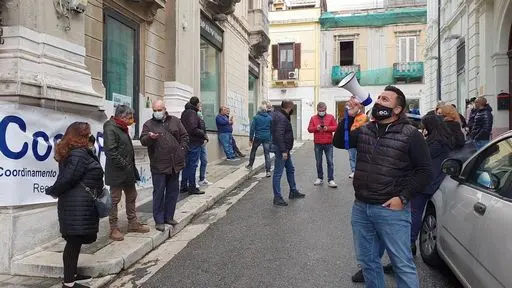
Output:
[349, 173, 354, 179]
[328, 180, 338, 188]
[198, 180, 212, 186]
[313, 178, 324, 186]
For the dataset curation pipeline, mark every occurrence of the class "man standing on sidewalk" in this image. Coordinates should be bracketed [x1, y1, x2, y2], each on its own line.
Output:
[140, 100, 189, 231]
[104, 105, 150, 241]
[246, 104, 272, 177]
[307, 102, 338, 188]
[349, 86, 432, 288]
[467, 96, 494, 150]
[197, 106, 212, 186]
[181, 97, 207, 194]
[216, 106, 237, 161]
[271, 100, 304, 206]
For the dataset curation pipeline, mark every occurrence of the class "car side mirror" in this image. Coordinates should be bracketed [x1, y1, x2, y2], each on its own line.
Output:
[442, 158, 463, 178]
[476, 171, 500, 190]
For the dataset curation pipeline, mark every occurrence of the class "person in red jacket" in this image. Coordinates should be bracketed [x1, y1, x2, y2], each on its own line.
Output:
[308, 102, 338, 188]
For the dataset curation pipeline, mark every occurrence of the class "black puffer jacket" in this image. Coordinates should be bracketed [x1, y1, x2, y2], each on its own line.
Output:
[271, 108, 294, 153]
[351, 117, 432, 204]
[468, 105, 493, 141]
[46, 148, 104, 236]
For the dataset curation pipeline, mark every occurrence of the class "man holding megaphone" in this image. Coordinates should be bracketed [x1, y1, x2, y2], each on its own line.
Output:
[345, 85, 432, 288]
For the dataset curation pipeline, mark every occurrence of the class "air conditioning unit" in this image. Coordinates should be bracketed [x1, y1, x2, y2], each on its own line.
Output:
[288, 71, 297, 79]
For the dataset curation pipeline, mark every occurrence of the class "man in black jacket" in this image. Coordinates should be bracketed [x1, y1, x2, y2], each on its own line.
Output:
[180, 97, 207, 194]
[467, 97, 494, 150]
[349, 86, 432, 288]
[271, 100, 304, 206]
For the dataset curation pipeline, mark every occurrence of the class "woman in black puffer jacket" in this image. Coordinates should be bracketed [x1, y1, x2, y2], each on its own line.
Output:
[46, 122, 104, 288]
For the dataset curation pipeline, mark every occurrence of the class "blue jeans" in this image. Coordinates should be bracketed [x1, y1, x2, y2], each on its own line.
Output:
[348, 148, 357, 173]
[351, 200, 419, 288]
[248, 139, 271, 172]
[218, 133, 235, 159]
[151, 172, 180, 224]
[272, 152, 297, 198]
[182, 145, 201, 189]
[314, 144, 334, 181]
[199, 145, 207, 181]
[474, 140, 489, 150]
[410, 194, 431, 245]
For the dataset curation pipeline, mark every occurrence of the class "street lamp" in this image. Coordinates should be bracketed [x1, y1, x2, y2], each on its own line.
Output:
[437, 0, 441, 101]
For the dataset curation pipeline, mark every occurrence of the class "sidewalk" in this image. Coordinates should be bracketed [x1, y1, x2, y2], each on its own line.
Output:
[2, 142, 304, 288]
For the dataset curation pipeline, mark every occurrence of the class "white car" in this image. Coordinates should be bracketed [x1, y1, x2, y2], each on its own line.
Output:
[419, 130, 512, 288]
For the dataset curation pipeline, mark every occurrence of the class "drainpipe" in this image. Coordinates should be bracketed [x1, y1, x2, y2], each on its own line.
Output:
[437, 0, 442, 101]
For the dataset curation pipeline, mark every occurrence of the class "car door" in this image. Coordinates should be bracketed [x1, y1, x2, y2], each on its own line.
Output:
[464, 136, 512, 288]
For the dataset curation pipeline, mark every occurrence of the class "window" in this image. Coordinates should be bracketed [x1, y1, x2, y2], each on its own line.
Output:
[103, 9, 140, 137]
[468, 137, 512, 197]
[339, 41, 354, 66]
[271, 43, 301, 80]
[456, 41, 466, 114]
[248, 74, 258, 119]
[398, 37, 417, 63]
[200, 39, 221, 131]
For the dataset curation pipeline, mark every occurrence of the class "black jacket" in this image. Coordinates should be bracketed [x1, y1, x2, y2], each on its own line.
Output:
[103, 118, 140, 187]
[445, 120, 465, 149]
[140, 114, 189, 174]
[468, 105, 493, 141]
[181, 102, 206, 147]
[46, 148, 103, 236]
[350, 116, 433, 204]
[272, 108, 294, 153]
[423, 140, 450, 196]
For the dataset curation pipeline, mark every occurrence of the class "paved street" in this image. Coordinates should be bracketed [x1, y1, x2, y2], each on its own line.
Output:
[128, 142, 462, 288]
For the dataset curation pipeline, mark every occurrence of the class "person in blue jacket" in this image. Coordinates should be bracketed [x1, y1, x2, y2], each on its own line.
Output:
[246, 104, 272, 177]
[216, 106, 237, 161]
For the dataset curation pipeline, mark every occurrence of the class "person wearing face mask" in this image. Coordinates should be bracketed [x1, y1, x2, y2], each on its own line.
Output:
[103, 105, 150, 241]
[348, 86, 432, 288]
[307, 102, 338, 188]
[271, 100, 305, 206]
[140, 100, 189, 231]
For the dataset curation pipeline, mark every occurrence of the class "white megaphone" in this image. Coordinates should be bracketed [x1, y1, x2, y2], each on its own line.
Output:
[337, 72, 373, 106]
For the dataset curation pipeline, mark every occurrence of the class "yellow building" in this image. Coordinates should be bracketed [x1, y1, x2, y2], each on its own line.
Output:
[320, 1, 428, 119]
[267, 0, 323, 140]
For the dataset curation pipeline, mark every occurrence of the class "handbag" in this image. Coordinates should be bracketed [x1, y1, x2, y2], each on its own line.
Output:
[81, 183, 112, 218]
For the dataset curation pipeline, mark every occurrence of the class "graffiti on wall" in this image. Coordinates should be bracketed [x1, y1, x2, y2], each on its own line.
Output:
[226, 91, 250, 134]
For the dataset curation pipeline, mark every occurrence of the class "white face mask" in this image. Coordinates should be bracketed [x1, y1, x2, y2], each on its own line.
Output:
[318, 111, 326, 117]
[153, 111, 165, 120]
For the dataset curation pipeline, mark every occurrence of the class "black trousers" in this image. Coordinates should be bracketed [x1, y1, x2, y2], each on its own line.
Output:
[62, 234, 96, 283]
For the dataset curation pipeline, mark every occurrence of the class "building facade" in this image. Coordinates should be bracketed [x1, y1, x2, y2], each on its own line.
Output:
[0, 0, 268, 275]
[267, 0, 323, 141]
[424, 0, 511, 136]
[320, 0, 428, 120]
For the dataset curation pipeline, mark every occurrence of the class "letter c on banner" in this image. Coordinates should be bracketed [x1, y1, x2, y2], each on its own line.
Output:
[0, 116, 29, 160]
[32, 131, 52, 161]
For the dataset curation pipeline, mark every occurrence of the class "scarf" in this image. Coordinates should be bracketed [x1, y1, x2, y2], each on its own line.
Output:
[112, 117, 129, 134]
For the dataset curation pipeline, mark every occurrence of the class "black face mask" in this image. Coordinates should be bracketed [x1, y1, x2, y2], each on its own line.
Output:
[371, 103, 394, 121]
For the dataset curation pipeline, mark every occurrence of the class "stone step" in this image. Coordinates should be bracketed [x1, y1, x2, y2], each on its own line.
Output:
[9, 143, 305, 279]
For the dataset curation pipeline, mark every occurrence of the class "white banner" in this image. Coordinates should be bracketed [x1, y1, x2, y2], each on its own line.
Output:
[0, 103, 109, 206]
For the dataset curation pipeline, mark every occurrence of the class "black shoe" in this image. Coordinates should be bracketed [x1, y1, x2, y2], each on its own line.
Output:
[289, 190, 305, 199]
[411, 243, 417, 256]
[74, 274, 92, 281]
[245, 164, 253, 169]
[383, 263, 394, 274]
[180, 187, 188, 194]
[188, 187, 205, 195]
[165, 218, 179, 225]
[265, 171, 271, 178]
[62, 283, 90, 288]
[237, 152, 246, 157]
[273, 197, 288, 206]
[351, 269, 364, 283]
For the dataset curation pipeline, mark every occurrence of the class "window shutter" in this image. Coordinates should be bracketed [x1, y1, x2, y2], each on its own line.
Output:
[399, 38, 407, 63]
[293, 43, 301, 69]
[271, 44, 279, 69]
[408, 37, 416, 62]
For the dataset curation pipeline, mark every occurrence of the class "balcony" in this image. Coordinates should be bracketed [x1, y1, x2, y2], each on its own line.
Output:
[331, 65, 360, 86]
[248, 9, 270, 57]
[272, 68, 299, 87]
[392, 62, 424, 83]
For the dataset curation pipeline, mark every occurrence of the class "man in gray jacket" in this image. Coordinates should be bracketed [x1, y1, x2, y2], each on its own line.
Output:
[140, 100, 189, 231]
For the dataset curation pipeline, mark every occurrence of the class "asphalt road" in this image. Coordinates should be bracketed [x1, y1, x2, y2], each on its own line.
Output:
[141, 142, 462, 288]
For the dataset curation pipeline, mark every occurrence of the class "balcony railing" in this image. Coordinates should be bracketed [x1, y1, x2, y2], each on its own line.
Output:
[331, 65, 360, 86]
[392, 62, 424, 83]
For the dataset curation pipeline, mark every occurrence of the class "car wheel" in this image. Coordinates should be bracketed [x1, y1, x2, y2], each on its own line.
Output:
[420, 206, 442, 266]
